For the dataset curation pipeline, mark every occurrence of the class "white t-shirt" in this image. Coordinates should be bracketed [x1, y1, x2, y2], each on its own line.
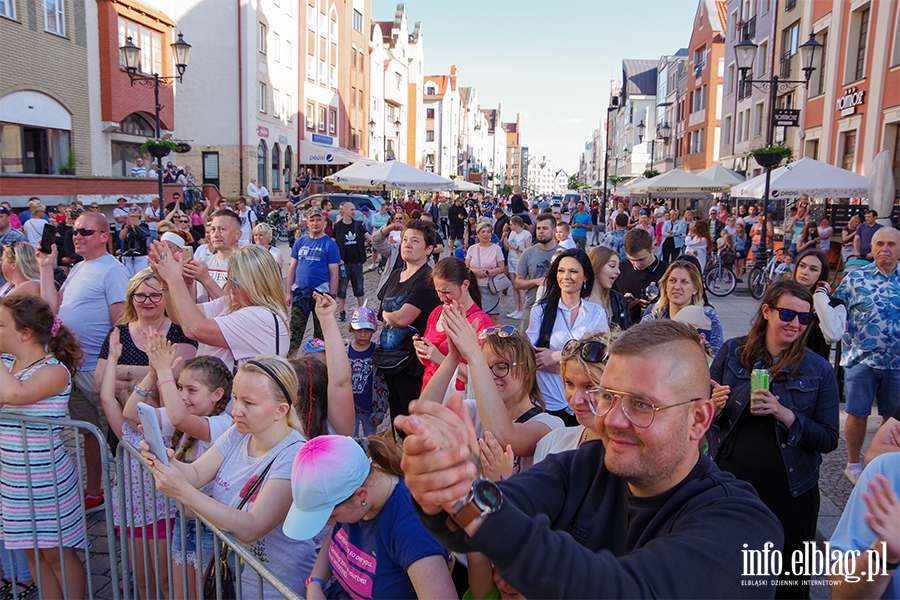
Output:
[464, 399, 564, 474]
[23, 218, 47, 245]
[557, 238, 576, 250]
[113, 207, 130, 232]
[237, 207, 257, 246]
[525, 299, 609, 412]
[158, 407, 232, 494]
[534, 425, 586, 464]
[197, 252, 229, 302]
[144, 206, 160, 232]
[198, 297, 290, 368]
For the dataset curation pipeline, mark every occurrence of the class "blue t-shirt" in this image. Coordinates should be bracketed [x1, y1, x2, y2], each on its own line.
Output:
[571, 212, 592, 238]
[290, 234, 340, 292]
[348, 342, 376, 414]
[328, 479, 446, 600]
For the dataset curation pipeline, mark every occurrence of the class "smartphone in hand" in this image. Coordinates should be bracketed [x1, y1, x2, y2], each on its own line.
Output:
[39, 223, 56, 255]
[136, 402, 169, 466]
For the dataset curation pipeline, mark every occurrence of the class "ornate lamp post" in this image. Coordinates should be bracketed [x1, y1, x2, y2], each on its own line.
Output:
[120, 33, 191, 220]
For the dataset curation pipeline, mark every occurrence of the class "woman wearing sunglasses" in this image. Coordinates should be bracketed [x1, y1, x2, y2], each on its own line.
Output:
[526, 248, 608, 426]
[707, 280, 839, 600]
[420, 304, 563, 475]
[94, 269, 198, 400]
[790, 249, 846, 360]
[533, 334, 611, 464]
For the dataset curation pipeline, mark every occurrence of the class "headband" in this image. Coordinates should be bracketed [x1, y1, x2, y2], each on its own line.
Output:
[246, 360, 292, 406]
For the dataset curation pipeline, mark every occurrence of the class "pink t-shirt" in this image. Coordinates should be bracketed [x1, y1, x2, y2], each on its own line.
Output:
[466, 243, 505, 287]
[421, 303, 491, 392]
[198, 297, 290, 368]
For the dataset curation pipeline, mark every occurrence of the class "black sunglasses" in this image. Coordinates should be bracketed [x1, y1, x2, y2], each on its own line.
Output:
[562, 339, 609, 363]
[73, 228, 106, 237]
[768, 305, 813, 326]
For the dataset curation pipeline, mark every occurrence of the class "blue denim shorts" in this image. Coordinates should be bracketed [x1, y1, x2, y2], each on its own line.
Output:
[844, 363, 900, 418]
[171, 510, 216, 569]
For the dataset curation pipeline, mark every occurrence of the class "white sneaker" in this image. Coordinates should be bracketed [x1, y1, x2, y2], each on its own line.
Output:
[510, 311, 523, 319]
[844, 467, 861, 486]
[506, 311, 518, 318]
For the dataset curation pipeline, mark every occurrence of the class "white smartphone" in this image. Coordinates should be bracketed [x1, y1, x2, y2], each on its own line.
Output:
[136, 402, 169, 466]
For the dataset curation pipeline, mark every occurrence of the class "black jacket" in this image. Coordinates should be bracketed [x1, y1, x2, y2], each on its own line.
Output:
[417, 444, 782, 599]
[608, 288, 633, 330]
[613, 257, 669, 324]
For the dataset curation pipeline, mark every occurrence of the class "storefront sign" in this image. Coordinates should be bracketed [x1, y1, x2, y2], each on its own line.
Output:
[312, 133, 334, 145]
[773, 109, 800, 127]
[279, 135, 288, 144]
[257, 126, 269, 138]
[836, 88, 865, 117]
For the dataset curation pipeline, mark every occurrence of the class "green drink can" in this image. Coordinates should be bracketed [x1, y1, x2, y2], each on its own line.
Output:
[751, 369, 769, 405]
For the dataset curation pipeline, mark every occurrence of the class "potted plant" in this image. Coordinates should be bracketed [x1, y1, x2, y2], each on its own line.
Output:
[748, 144, 793, 169]
[140, 138, 180, 159]
[608, 176, 624, 187]
[57, 151, 79, 175]
[642, 169, 660, 178]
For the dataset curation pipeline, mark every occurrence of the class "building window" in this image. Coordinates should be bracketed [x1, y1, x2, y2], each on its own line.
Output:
[351, 129, 358, 149]
[307, 4, 314, 28]
[257, 140, 267, 187]
[723, 115, 732, 145]
[353, 9, 362, 32]
[0, 0, 16, 19]
[44, 0, 64, 34]
[426, 108, 435, 119]
[273, 32, 280, 62]
[426, 86, 435, 95]
[271, 143, 281, 190]
[358, 88, 363, 108]
[258, 83, 266, 113]
[319, 60, 326, 85]
[286, 94, 292, 122]
[329, 108, 336, 134]
[351, 46, 357, 68]
[726, 64, 735, 95]
[855, 8, 869, 81]
[307, 55, 315, 81]
[814, 31, 827, 96]
[259, 22, 267, 53]
[754, 102, 764, 138]
[118, 19, 162, 75]
[330, 17, 336, 39]
[1, 122, 71, 175]
[351, 87, 356, 108]
[395, 72, 402, 91]
[306, 102, 314, 129]
[806, 138, 819, 161]
[426, 130, 434, 142]
[273, 89, 280, 118]
[359, 50, 365, 70]
[842, 131, 857, 171]
[317, 105, 325, 131]
[284, 146, 292, 187]
[758, 41, 768, 76]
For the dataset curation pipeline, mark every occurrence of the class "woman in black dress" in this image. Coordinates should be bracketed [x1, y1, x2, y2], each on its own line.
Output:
[790, 249, 846, 360]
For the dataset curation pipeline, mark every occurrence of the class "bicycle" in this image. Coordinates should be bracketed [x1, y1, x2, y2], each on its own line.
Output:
[704, 251, 737, 297]
[266, 208, 292, 243]
[746, 247, 785, 300]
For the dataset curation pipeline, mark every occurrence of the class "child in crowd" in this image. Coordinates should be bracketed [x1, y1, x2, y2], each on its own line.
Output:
[0, 295, 85, 600]
[100, 329, 175, 600]
[775, 251, 793, 279]
[453, 240, 466, 260]
[0, 538, 34, 600]
[125, 331, 233, 599]
[346, 306, 388, 436]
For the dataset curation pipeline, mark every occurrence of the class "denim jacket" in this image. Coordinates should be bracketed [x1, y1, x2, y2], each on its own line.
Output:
[707, 337, 840, 497]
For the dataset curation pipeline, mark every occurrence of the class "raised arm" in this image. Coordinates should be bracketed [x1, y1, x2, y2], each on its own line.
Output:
[313, 293, 355, 436]
[36, 246, 61, 314]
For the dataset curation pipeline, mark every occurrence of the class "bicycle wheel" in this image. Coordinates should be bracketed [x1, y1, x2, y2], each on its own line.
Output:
[748, 267, 767, 299]
[705, 266, 736, 297]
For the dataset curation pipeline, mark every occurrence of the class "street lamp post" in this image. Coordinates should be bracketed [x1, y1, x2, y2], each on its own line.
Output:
[735, 33, 821, 266]
[368, 119, 377, 160]
[384, 118, 401, 160]
[120, 33, 191, 220]
[600, 101, 618, 226]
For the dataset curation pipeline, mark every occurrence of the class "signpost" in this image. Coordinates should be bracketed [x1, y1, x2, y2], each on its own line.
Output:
[773, 108, 800, 127]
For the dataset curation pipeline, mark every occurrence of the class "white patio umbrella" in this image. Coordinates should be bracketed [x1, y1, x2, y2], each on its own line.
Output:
[867, 150, 896, 228]
[325, 160, 455, 192]
[447, 179, 485, 192]
[698, 164, 745, 186]
[629, 169, 731, 197]
[613, 177, 647, 196]
[730, 157, 869, 200]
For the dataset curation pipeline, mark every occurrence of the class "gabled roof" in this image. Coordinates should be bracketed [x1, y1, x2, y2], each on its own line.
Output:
[505, 122, 517, 133]
[459, 86, 470, 104]
[375, 21, 392, 44]
[622, 60, 658, 96]
[424, 76, 449, 98]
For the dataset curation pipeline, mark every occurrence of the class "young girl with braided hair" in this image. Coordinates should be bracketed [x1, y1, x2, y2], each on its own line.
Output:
[123, 330, 233, 599]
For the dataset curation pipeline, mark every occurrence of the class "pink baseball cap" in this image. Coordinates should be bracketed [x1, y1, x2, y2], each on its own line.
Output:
[283, 435, 371, 540]
[350, 306, 377, 330]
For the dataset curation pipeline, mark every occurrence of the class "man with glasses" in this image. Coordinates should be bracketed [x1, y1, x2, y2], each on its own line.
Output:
[36, 211, 129, 515]
[834, 227, 900, 485]
[397, 320, 782, 597]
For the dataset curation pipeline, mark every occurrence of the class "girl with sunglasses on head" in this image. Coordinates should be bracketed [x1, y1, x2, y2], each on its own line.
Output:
[420, 304, 564, 476]
[707, 280, 839, 600]
[790, 249, 846, 360]
[526, 248, 608, 426]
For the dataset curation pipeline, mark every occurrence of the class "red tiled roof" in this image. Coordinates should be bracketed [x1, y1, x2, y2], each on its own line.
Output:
[376, 21, 392, 44]
[715, 0, 728, 32]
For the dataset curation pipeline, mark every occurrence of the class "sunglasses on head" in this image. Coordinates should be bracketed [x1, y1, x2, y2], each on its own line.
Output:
[73, 227, 106, 237]
[478, 325, 517, 340]
[768, 305, 813, 325]
[562, 339, 609, 363]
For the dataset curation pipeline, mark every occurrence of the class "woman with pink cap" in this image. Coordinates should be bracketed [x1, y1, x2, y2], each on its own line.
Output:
[284, 434, 455, 600]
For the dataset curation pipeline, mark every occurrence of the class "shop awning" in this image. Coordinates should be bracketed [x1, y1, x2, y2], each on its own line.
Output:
[299, 141, 374, 165]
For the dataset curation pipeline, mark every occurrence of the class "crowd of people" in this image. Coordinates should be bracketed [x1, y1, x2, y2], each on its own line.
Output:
[0, 185, 896, 600]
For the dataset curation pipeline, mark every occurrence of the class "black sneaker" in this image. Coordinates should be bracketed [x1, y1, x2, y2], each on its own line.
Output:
[339, 310, 346, 322]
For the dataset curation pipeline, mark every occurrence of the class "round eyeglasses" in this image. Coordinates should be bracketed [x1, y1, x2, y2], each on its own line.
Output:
[488, 361, 518, 379]
[133, 292, 163, 304]
[587, 387, 701, 428]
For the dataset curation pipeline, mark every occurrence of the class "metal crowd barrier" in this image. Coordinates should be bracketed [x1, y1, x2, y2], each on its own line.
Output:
[0, 412, 302, 600]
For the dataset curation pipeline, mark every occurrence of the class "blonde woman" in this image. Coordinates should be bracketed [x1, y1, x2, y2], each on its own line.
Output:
[465, 219, 506, 324]
[141, 355, 323, 598]
[23, 201, 48, 246]
[841, 215, 860, 264]
[641, 260, 723, 354]
[150, 243, 290, 368]
[0, 241, 41, 298]
[252, 222, 283, 270]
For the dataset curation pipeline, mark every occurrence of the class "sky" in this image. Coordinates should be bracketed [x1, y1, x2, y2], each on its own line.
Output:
[371, 0, 698, 174]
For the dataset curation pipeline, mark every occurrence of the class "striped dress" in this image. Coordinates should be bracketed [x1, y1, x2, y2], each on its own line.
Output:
[0, 354, 85, 549]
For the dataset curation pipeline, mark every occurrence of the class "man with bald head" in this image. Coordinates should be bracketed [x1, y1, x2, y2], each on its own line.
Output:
[37, 210, 129, 513]
[397, 320, 783, 598]
[834, 226, 900, 485]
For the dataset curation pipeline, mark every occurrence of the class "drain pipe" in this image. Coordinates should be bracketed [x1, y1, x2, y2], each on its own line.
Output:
[237, 0, 244, 194]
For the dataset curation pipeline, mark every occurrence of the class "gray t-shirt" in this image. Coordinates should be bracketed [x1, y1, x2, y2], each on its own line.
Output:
[59, 254, 129, 370]
[212, 426, 324, 599]
[516, 243, 559, 309]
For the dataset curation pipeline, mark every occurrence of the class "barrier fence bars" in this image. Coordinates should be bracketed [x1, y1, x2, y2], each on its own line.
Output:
[0, 411, 302, 600]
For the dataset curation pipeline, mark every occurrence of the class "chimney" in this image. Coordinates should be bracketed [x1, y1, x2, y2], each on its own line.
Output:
[450, 64, 457, 91]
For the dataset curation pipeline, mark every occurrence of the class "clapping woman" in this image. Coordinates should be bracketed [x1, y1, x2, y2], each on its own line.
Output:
[707, 280, 839, 599]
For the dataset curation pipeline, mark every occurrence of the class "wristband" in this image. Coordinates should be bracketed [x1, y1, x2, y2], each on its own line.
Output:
[157, 379, 177, 388]
[305, 577, 326, 588]
[134, 385, 153, 397]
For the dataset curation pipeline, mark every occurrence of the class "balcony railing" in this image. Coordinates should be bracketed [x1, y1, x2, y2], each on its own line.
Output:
[780, 52, 793, 79]
[738, 79, 753, 101]
[786, 0, 797, 11]
[741, 15, 757, 40]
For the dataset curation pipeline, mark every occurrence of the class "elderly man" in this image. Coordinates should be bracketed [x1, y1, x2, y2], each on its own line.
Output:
[37, 212, 129, 513]
[397, 320, 782, 598]
[834, 227, 900, 485]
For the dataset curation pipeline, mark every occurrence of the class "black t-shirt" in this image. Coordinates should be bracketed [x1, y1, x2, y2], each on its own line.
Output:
[377, 265, 440, 353]
[447, 205, 468, 230]
[493, 214, 510, 239]
[432, 231, 444, 261]
[332, 219, 367, 264]
[613, 257, 669, 324]
[510, 194, 527, 214]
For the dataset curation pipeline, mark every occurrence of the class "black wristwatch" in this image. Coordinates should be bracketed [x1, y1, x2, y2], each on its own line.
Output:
[447, 478, 503, 531]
